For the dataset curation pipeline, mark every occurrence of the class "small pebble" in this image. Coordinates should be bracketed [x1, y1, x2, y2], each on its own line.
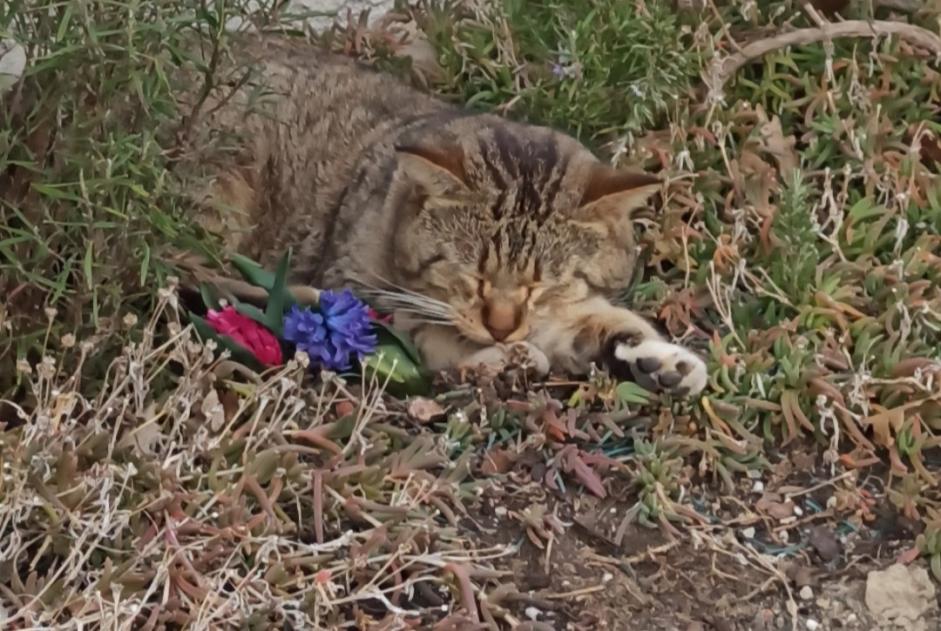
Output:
[742, 526, 756, 539]
[525, 606, 541, 620]
[799, 585, 814, 600]
[752, 480, 765, 493]
[805, 619, 819, 631]
[793, 505, 804, 516]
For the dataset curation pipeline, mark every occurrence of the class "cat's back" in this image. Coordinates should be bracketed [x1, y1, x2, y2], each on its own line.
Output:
[227, 35, 442, 133]
[192, 35, 449, 269]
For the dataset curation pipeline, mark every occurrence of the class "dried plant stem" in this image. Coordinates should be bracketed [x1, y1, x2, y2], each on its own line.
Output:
[706, 19, 941, 98]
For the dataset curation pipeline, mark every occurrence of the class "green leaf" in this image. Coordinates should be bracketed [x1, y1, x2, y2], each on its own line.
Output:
[370, 319, 423, 367]
[189, 313, 263, 369]
[230, 253, 277, 289]
[362, 328, 430, 397]
[233, 301, 267, 324]
[264, 249, 293, 335]
[615, 381, 654, 406]
[199, 282, 222, 311]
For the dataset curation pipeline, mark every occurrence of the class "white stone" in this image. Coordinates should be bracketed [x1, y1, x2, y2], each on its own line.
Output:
[0, 39, 26, 94]
[289, 0, 396, 31]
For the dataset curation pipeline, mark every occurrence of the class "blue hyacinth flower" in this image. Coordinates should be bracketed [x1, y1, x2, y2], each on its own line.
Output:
[283, 289, 378, 371]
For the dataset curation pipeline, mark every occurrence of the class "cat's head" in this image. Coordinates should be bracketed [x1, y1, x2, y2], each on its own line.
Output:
[383, 118, 660, 345]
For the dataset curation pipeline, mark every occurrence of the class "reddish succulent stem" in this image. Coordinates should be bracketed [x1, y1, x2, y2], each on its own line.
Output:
[443, 563, 480, 623]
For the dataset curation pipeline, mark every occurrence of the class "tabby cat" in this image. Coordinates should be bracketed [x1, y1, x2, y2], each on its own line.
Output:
[187, 34, 707, 396]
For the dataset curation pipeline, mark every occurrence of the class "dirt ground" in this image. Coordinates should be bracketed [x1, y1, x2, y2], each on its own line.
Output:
[449, 446, 940, 630]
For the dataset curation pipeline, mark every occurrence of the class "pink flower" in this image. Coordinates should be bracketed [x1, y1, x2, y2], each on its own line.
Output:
[206, 306, 283, 366]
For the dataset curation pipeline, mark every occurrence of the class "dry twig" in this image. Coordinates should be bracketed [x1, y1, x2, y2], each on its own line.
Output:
[706, 19, 941, 99]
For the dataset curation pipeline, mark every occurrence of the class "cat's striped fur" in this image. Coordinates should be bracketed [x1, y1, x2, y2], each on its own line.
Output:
[185, 34, 707, 394]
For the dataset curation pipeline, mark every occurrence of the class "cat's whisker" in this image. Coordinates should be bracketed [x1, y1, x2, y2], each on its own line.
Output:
[381, 307, 453, 322]
[356, 283, 456, 319]
[407, 318, 458, 328]
[367, 295, 454, 317]
[355, 273, 455, 310]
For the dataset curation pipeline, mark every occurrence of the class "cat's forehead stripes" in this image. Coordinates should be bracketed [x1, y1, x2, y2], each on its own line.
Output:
[470, 125, 572, 223]
[482, 219, 541, 275]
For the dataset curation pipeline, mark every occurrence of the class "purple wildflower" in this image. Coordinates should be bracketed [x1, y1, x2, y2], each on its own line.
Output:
[282, 289, 378, 371]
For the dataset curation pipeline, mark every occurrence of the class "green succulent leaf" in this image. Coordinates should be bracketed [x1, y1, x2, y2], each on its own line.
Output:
[615, 381, 654, 406]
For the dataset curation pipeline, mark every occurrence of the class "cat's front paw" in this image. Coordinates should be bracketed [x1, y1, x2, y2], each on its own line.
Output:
[458, 342, 550, 376]
[608, 338, 708, 397]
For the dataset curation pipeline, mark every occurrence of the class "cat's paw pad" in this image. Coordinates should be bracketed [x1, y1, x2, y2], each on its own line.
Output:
[459, 342, 550, 376]
[611, 339, 707, 397]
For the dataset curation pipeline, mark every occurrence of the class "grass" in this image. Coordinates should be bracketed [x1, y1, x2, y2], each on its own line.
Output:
[2, 0, 941, 627]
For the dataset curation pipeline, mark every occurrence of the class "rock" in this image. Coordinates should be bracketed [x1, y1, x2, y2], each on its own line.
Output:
[805, 619, 819, 631]
[799, 585, 814, 600]
[865, 563, 938, 630]
[407, 396, 446, 422]
[524, 606, 542, 620]
[0, 40, 26, 95]
[808, 524, 842, 562]
[289, 0, 396, 31]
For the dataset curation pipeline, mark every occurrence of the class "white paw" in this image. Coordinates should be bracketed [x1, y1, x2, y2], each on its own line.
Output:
[459, 342, 550, 376]
[612, 339, 707, 397]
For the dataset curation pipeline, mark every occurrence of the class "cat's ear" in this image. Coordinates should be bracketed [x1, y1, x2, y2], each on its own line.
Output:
[395, 143, 468, 198]
[574, 164, 661, 221]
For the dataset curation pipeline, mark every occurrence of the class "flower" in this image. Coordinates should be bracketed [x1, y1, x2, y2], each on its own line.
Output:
[283, 289, 378, 371]
[206, 306, 283, 366]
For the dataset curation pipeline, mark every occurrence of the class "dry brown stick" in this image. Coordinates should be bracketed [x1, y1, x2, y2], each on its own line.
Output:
[706, 19, 941, 98]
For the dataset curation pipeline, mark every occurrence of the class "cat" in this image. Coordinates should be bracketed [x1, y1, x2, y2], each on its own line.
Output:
[184, 34, 708, 396]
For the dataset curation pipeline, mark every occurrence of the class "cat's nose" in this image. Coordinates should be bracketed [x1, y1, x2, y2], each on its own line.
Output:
[483, 301, 519, 342]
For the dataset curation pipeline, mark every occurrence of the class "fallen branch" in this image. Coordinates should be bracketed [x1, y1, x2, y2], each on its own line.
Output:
[706, 19, 941, 100]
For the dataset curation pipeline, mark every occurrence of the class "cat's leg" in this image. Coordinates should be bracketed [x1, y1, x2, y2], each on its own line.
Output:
[533, 297, 708, 396]
[406, 322, 549, 375]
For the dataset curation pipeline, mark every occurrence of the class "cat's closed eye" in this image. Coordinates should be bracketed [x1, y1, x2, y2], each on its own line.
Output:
[419, 252, 446, 268]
